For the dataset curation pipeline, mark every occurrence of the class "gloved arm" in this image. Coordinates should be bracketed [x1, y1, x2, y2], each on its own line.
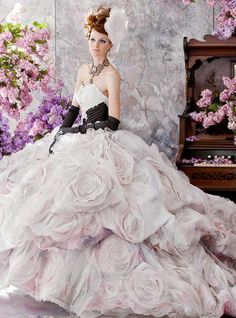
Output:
[48, 105, 80, 154]
[60, 115, 120, 134]
[61, 105, 80, 127]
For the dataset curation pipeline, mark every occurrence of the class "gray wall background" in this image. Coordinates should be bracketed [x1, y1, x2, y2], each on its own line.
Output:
[0, 0, 215, 159]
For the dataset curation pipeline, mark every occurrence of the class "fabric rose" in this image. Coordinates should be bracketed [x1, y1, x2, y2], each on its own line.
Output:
[82, 213, 103, 236]
[111, 130, 151, 160]
[96, 235, 140, 276]
[95, 276, 128, 311]
[125, 262, 171, 316]
[31, 213, 83, 243]
[59, 164, 123, 213]
[101, 162, 172, 242]
[109, 141, 134, 184]
[39, 246, 102, 317]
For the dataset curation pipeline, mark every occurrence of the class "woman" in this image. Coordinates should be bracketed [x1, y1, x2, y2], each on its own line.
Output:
[0, 6, 236, 318]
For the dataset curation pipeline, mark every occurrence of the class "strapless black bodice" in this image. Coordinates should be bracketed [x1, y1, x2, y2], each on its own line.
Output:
[83, 102, 108, 125]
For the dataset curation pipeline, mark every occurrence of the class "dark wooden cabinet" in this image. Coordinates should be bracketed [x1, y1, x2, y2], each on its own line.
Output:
[176, 35, 236, 201]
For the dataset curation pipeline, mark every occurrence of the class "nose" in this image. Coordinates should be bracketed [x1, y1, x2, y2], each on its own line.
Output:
[94, 40, 99, 48]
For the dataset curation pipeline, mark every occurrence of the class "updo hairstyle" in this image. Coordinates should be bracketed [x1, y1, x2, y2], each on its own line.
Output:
[83, 6, 111, 39]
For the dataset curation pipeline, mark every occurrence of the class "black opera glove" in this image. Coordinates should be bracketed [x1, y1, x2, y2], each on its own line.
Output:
[60, 115, 120, 135]
[48, 105, 80, 154]
[61, 105, 80, 128]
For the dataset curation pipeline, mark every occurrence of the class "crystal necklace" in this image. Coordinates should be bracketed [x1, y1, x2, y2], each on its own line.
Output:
[89, 57, 109, 84]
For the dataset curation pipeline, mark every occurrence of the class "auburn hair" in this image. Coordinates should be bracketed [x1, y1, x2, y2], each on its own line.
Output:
[84, 6, 111, 39]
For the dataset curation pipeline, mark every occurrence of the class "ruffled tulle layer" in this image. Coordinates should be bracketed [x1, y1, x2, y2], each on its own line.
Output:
[0, 127, 236, 318]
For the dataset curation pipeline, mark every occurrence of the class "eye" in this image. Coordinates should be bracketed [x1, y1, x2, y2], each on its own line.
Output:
[99, 39, 106, 44]
[90, 38, 95, 42]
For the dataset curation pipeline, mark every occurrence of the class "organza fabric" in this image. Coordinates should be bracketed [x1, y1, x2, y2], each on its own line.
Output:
[0, 83, 236, 318]
[104, 7, 129, 55]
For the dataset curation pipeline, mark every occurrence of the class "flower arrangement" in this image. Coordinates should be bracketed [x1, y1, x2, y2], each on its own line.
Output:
[182, 0, 236, 39]
[189, 76, 236, 140]
[0, 3, 52, 120]
[181, 155, 234, 165]
[0, 3, 79, 160]
[0, 84, 80, 159]
[0, 111, 12, 159]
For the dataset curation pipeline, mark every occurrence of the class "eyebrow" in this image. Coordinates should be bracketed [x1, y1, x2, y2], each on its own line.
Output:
[91, 36, 107, 41]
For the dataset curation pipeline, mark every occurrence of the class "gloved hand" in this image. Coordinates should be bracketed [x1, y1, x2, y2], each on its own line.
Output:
[59, 115, 120, 135]
[78, 116, 120, 134]
[48, 104, 80, 154]
[60, 126, 78, 134]
[59, 121, 97, 135]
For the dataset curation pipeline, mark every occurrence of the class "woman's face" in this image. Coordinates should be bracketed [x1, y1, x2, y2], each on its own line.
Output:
[88, 29, 112, 59]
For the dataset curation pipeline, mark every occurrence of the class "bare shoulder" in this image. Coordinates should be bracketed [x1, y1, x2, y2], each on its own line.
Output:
[105, 64, 121, 84]
[77, 63, 88, 75]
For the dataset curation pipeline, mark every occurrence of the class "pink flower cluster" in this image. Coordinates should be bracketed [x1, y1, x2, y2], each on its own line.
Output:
[185, 135, 200, 142]
[0, 83, 76, 159]
[182, 0, 236, 39]
[0, 21, 52, 119]
[196, 89, 212, 108]
[181, 155, 233, 164]
[213, 0, 236, 39]
[189, 76, 236, 131]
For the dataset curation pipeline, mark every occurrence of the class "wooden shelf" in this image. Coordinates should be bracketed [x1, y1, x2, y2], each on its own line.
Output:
[177, 35, 236, 197]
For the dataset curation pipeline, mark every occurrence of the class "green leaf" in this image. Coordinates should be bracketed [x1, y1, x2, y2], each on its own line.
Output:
[39, 69, 48, 75]
[34, 134, 44, 141]
[35, 39, 46, 44]
[212, 90, 220, 101]
[10, 79, 17, 87]
[208, 102, 219, 112]
[32, 21, 47, 29]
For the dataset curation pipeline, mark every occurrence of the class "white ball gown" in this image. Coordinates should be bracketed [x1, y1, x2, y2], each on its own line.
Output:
[0, 83, 236, 318]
